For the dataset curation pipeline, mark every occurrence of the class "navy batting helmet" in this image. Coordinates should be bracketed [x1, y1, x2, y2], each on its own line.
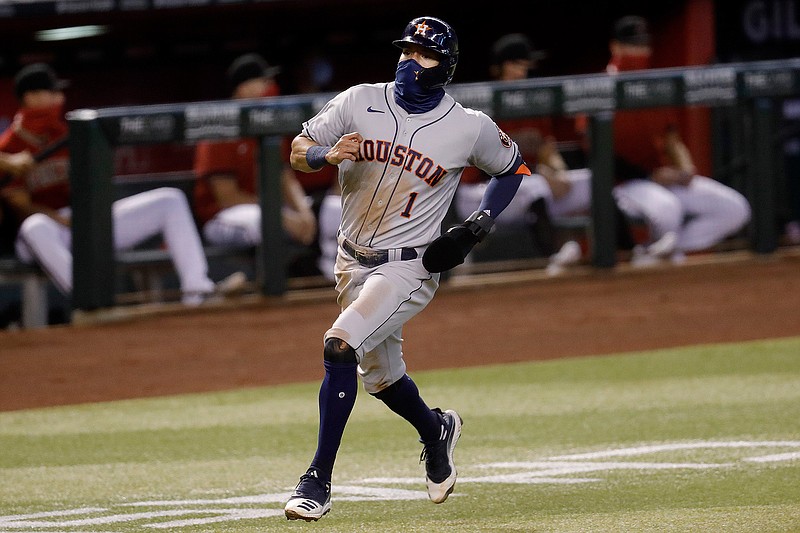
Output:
[392, 16, 459, 88]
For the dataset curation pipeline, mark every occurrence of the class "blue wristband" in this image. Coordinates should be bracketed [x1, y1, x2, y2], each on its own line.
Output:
[306, 145, 332, 170]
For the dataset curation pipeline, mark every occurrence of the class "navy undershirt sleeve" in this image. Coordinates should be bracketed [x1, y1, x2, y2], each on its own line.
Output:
[477, 153, 527, 217]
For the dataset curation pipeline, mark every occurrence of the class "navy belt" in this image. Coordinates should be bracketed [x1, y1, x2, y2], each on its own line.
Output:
[342, 239, 418, 268]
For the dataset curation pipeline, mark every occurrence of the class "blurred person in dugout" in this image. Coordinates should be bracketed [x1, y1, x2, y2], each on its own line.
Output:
[315, 167, 341, 281]
[455, 33, 587, 275]
[0, 150, 35, 256]
[287, 51, 341, 282]
[0, 63, 240, 306]
[603, 16, 751, 264]
[192, 53, 317, 262]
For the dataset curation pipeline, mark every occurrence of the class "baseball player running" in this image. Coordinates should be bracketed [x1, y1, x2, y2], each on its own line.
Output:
[283, 16, 530, 521]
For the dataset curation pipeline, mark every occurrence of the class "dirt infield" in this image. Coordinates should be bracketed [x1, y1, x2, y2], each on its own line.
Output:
[2, 251, 799, 412]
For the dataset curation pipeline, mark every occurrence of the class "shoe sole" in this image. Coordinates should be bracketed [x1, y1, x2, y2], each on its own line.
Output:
[216, 271, 248, 296]
[284, 500, 331, 521]
[647, 232, 677, 258]
[284, 508, 330, 522]
[427, 410, 462, 504]
[552, 241, 582, 266]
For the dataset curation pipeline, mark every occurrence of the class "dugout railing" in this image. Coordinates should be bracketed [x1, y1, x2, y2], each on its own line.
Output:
[66, 58, 796, 315]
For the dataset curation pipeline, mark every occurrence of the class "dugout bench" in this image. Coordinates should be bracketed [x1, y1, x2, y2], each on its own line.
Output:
[0, 243, 255, 328]
[0, 255, 49, 328]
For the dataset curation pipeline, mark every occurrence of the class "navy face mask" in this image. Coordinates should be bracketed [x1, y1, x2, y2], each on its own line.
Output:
[394, 59, 445, 114]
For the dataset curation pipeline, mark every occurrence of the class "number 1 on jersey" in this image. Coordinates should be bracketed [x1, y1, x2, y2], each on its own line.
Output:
[400, 192, 418, 218]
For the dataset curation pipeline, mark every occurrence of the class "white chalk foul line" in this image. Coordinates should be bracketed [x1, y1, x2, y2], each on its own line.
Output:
[1, 440, 798, 530]
[548, 440, 800, 460]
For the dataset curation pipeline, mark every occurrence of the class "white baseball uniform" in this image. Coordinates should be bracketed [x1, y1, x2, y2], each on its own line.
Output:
[613, 175, 752, 252]
[316, 192, 342, 282]
[15, 187, 216, 303]
[459, 165, 749, 258]
[302, 82, 520, 392]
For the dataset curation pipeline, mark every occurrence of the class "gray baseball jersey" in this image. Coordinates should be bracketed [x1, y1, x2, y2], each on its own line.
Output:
[301, 82, 520, 249]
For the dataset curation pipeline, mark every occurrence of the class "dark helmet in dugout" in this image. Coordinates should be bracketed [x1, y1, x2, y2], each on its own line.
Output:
[392, 16, 459, 89]
[613, 15, 651, 46]
[491, 33, 546, 66]
[226, 53, 281, 93]
[14, 63, 69, 100]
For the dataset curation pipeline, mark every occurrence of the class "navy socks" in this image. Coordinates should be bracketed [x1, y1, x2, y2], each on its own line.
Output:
[310, 366, 442, 481]
[373, 374, 442, 443]
[310, 360, 358, 479]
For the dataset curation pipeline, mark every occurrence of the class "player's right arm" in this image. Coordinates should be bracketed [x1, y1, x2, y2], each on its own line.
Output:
[280, 165, 317, 246]
[290, 132, 363, 173]
[0, 186, 70, 226]
[0, 150, 35, 177]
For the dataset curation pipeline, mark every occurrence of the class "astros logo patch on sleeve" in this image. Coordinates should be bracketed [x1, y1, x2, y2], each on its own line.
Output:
[496, 126, 512, 148]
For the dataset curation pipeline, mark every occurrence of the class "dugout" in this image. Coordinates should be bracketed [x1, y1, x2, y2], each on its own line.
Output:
[61, 58, 790, 318]
[1, 0, 799, 325]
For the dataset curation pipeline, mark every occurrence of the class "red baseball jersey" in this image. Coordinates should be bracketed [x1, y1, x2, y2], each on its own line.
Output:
[0, 105, 70, 209]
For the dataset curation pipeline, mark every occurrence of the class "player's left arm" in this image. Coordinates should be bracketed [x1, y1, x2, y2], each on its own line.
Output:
[653, 126, 695, 186]
[207, 174, 258, 209]
[477, 153, 529, 218]
[422, 153, 530, 273]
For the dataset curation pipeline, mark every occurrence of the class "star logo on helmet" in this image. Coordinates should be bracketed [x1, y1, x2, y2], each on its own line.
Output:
[415, 21, 431, 36]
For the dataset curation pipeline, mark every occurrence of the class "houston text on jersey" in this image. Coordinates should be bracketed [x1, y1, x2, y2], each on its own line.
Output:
[356, 138, 446, 187]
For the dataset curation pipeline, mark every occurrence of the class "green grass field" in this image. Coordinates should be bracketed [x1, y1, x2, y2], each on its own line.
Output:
[2, 337, 800, 532]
